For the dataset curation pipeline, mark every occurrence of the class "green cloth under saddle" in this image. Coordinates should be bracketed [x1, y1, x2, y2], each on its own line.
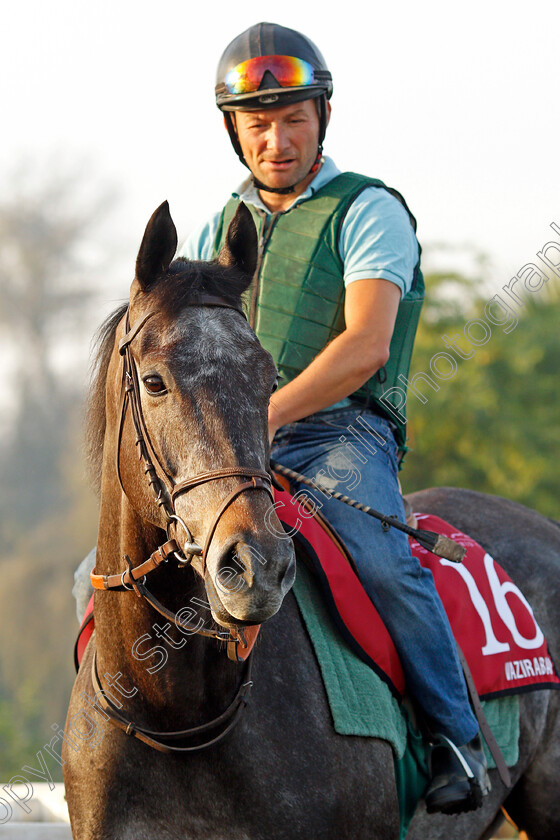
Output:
[292, 562, 520, 838]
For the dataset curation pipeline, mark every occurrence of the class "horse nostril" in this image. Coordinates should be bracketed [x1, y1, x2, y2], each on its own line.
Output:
[216, 545, 252, 594]
[214, 538, 295, 601]
[278, 551, 296, 592]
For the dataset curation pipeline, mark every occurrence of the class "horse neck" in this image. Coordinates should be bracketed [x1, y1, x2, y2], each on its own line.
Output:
[94, 487, 241, 730]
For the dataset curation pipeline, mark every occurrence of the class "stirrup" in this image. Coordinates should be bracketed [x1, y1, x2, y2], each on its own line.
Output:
[425, 733, 491, 816]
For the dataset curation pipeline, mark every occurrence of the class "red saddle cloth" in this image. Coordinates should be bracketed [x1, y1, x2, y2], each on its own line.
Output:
[273, 489, 560, 701]
[75, 595, 95, 671]
[76, 490, 560, 703]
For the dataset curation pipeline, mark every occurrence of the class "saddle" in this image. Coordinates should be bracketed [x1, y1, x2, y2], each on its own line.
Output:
[274, 481, 559, 699]
[76, 479, 559, 701]
[275, 483, 560, 791]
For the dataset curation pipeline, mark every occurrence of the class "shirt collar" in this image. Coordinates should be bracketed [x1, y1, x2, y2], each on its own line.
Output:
[233, 156, 341, 213]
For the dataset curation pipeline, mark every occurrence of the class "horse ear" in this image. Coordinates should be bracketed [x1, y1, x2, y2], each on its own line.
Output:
[217, 202, 258, 281]
[135, 201, 178, 291]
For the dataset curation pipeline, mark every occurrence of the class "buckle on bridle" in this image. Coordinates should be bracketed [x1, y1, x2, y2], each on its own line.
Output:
[166, 513, 203, 559]
[121, 569, 146, 591]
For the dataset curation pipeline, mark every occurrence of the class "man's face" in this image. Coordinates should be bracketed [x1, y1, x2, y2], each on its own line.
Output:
[233, 99, 321, 193]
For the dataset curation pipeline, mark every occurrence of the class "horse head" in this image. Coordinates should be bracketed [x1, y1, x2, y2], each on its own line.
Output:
[100, 201, 295, 632]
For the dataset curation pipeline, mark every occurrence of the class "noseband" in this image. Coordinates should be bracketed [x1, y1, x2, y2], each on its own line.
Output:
[90, 295, 273, 660]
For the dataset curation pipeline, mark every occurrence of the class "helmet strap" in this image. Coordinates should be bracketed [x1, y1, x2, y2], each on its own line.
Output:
[224, 113, 246, 165]
[251, 147, 322, 194]
[251, 176, 297, 195]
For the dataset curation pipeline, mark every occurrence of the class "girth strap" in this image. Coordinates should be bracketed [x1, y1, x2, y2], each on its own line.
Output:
[456, 645, 512, 788]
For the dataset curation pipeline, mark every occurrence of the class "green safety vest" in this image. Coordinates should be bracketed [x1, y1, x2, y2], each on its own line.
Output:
[212, 172, 424, 449]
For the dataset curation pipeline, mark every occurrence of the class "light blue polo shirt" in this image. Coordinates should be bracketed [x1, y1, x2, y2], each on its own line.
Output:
[178, 156, 418, 297]
[177, 158, 419, 412]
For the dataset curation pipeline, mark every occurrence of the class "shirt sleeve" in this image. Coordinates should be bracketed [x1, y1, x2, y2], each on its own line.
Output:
[338, 187, 419, 296]
[176, 212, 221, 261]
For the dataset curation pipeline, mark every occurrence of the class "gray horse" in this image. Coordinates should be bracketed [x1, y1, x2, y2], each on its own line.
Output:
[64, 202, 559, 840]
[406, 488, 560, 840]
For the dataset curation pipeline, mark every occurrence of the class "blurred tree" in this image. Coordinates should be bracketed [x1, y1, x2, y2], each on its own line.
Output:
[0, 160, 114, 545]
[0, 160, 115, 778]
[403, 249, 560, 520]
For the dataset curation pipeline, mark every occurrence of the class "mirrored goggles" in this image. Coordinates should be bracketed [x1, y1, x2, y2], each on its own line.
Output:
[224, 55, 315, 95]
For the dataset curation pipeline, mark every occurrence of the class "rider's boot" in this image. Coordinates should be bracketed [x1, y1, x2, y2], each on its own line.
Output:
[425, 733, 491, 815]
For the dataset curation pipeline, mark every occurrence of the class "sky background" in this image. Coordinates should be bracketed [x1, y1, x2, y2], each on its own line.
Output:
[1, 0, 559, 318]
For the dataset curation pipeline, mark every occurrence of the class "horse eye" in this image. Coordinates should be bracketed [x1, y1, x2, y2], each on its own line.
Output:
[143, 375, 167, 395]
[271, 376, 279, 394]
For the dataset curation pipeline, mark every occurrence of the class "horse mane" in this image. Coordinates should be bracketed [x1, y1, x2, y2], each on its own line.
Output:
[85, 257, 251, 493]
[85, 302, 128, 493]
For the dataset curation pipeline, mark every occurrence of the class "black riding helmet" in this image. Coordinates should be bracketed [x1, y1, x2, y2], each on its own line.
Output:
[215, 22, 333, 194]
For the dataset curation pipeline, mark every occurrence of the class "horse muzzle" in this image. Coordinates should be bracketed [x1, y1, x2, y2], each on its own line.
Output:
[205, 535, 296, 626]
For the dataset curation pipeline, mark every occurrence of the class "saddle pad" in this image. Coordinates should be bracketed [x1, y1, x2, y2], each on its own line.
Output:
[273, 488, 406, 697]
[74, 594, 94, 671]
[410, 514, 560, 698]
[292, 560, 520, 764]
[274, 488, 560, 700]
[294, 559, 520, 840]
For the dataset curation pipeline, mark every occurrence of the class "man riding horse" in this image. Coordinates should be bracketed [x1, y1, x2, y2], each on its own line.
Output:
[73, 20, 490, 817]
[179, 21, 490, 816]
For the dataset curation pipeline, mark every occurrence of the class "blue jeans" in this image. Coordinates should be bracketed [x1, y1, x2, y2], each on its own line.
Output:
[271, 405, 479, 745]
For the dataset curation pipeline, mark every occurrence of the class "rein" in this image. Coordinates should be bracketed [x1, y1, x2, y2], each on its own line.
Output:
[90, 294, 271, 752]
[91, 650, 254, 754]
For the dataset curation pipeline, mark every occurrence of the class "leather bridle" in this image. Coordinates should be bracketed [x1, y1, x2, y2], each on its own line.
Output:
[89, 294, 275, 752]
[117, 297, 273, 563]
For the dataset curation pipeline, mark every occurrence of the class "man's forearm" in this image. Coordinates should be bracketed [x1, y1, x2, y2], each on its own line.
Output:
[268, 329, 387, 434]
